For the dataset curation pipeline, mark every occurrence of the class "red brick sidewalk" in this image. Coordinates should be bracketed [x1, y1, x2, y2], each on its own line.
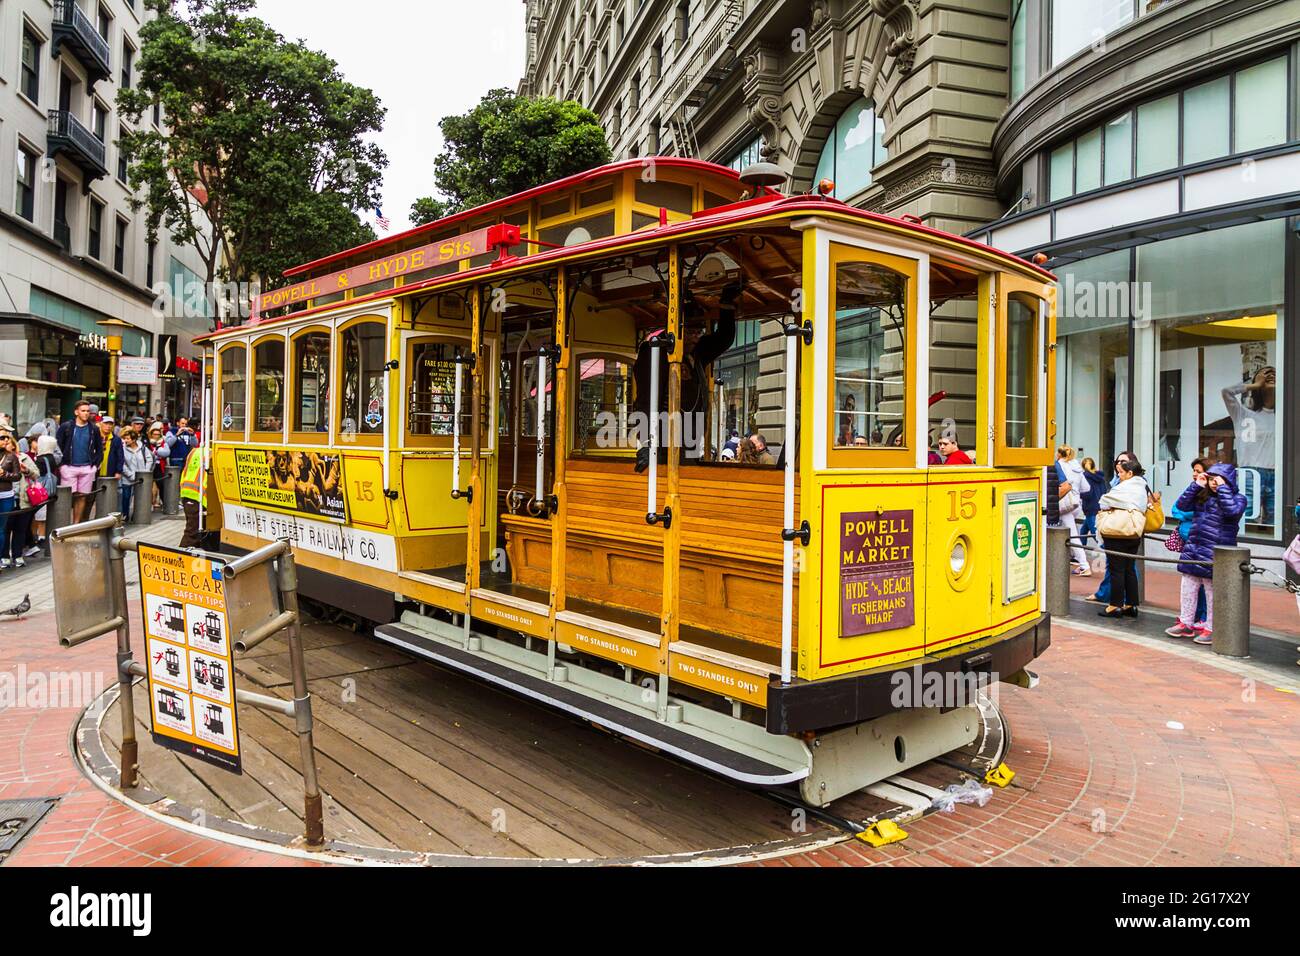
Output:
[3, 609, 1297, 867]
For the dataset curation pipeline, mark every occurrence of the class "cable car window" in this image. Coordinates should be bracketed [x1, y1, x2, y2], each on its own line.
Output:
[634, 179, 694, 214]
[219, 345, 246, 433]
[293, 331, 331, 433]
[499, 357, 512, 438]
[1005, 294, 1040, 449]
[407, 341, 477, 438]
[253, 339, 285, 433]
[573, 355, 634, 455]
[833, 262, 908, 449]
[340, 322, 385, 435]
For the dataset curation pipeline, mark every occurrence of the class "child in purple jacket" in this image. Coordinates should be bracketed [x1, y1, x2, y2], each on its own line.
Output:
[1167, 463, 1247, 644]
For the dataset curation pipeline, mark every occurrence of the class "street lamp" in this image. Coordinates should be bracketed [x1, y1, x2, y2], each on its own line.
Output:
[96, 318, 132, 420]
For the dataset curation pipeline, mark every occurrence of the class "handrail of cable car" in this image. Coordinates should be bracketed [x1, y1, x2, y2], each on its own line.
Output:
[450, 349, 476, 503]
[777, 319, 813, 686]
[643, 332, 675, 529]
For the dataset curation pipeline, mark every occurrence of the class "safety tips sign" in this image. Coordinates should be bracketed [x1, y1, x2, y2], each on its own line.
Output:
[139, 544, 241, 773]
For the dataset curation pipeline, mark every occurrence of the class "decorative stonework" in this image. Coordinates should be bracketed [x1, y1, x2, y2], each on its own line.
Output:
[880, 163, 998, 209]
[743, 44, 786, 163]
[870, 0, 922, 75]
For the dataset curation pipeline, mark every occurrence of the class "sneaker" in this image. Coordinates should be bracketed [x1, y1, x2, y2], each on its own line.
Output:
[22, 546, 39, 558]
[1193, 628, 1213, 645]
[0, 559, 10, 570]
[1072, 566, 1093, 577]
[13, 558, 24, 568]
[1165, 622, 1196, 638]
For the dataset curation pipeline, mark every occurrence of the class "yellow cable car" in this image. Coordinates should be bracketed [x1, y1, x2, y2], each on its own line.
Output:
[197, 159, 1056, 805]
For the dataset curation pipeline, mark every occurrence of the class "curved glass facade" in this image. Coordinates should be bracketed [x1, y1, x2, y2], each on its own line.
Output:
[812, 98, 887, 200]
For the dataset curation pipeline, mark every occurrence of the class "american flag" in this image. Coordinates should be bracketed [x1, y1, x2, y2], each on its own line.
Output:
[374, 207, 390, 231]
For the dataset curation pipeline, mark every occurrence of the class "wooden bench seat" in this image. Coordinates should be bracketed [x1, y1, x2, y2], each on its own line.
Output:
[502, 458, 799, 648]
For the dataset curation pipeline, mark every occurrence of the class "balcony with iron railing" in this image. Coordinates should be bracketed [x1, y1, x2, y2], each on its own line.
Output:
[47, 110, 109, 185]
[52, 0, 112, 86]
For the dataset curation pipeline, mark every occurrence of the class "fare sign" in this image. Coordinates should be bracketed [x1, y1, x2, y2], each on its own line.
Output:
[252, 223, 520, 319]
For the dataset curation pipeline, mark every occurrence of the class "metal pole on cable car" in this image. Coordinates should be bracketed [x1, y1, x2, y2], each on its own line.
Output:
[780, 319, 812, 686]
[536, 346, 547, 509]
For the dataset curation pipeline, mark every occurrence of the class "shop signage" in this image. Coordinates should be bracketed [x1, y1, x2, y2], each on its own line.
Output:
[78, 332, 109, 351]
[1003, 492, 1039, 603]
[117, 356, 158, 386]
[157, 334, 178, 375]
[250, 223, 521, 320]
[139, 543, 241, 774]
[840, 510, 915, 637]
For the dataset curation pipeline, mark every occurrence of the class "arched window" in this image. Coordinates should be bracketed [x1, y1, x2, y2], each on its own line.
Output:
[252, 336, 286, 435]
[218, 345, 246, 436]
[291, 328, 331, 437]
[812, 97, 887, 200]
[338, 319, 386, 440]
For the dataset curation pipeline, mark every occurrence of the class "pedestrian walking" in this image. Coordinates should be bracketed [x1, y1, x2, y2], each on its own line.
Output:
[56, 400, 103, 522]
[119, 429, 153, 517]
[0, 433, 24, 572]
[1095, 454, 1151, 619]
[3, 436, 41, 568]
[1056, 445, 1091, 575]
[1165, 463, 1247, 644]
[1079, 456, 1105, 548]
[30, 434, 59, 549]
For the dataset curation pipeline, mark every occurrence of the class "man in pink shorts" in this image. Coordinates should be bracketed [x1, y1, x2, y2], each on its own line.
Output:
[56, 400, 103, 521]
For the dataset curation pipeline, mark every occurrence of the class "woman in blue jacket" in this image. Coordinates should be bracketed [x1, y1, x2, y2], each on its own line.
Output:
[1167, 462, 1247, 644]
[1078, 456, 1106, 546]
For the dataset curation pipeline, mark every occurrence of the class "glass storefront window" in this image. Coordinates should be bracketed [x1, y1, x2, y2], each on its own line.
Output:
[1142, 219, 1285, 539]
[1051, 0, 1134, 67]
[1103, 113, 1132, 185]
[813, 98, 887, 200]
[1049, 142, 1074, 202]
[293, 332, 330, 433]
[340, 322, 385, 436]
[1010, 0, 1027, 101]
[832, 262, 908, 450]
[1183, 76, 1230, 164]
[253, 339, 285, 433]
[219, 346, 246, 433]
[1075, 127, 1103, 194]
[1135, 94, 1179, 176]
[1233, 57, 1287, 153]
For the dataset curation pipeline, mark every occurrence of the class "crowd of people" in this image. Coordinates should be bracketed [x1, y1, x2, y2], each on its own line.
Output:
[0, 403, 202, 576]
[1050, 443, 1248, 645]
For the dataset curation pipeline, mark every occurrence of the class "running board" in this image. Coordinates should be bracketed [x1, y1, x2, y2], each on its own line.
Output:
[374, 617, 810, 788]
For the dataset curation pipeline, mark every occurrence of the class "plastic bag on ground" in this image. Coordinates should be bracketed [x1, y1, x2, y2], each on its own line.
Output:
[930, 777, 994, 814]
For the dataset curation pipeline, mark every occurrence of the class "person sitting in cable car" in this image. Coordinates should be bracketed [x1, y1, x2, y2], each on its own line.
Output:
[633, 281, 743, 472]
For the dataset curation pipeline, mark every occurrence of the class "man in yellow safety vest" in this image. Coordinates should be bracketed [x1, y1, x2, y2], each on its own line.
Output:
[178, 444, 204, 549]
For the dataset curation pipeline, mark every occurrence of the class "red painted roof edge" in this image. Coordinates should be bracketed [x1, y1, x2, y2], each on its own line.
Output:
[281, 157, 764, 279]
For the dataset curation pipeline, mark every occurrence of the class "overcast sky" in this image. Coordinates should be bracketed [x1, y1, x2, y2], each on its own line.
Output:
[253, 0, 529, 232]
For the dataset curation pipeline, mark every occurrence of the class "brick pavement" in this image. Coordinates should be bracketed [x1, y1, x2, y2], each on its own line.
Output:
[2, 543, 1296, 865]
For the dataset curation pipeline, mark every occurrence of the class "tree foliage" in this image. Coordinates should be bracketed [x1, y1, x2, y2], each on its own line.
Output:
[409, 195, 450, 227]
[412, 89, 611, 220]
[118, 0, 386, 304]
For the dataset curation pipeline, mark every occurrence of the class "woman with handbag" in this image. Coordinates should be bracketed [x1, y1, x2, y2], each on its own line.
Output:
[1095, 455, 1151, 618]
[1166, 463, 1247, 644]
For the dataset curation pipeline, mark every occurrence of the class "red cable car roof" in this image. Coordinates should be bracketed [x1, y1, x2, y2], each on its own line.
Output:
[282, 157, 765, 279]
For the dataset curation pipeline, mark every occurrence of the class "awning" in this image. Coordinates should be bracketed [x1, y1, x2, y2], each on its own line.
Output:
[0, 373, 83, 389]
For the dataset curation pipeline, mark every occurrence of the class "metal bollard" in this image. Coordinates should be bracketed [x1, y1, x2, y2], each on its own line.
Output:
[132, 473, 153, 526]
[94, 477, 120, 518]
[161, 470, 181, 516]
[48, 484, 74, 539]
[1046, 526, 1072, 619]
[1211, 545, 1250, 658]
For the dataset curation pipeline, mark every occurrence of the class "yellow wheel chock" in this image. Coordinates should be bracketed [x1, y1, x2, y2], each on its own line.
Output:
[855, 819, 908, 847]
[984, 762, 1016, 788]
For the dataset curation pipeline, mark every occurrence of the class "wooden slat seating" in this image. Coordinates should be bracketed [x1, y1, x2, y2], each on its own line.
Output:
[502, 458, 798, 649]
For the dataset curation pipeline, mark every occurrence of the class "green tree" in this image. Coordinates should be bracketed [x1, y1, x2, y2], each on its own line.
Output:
[409, 196, 450, 227]
[118, 0, 386, 317]
[411, 89, 610, 219]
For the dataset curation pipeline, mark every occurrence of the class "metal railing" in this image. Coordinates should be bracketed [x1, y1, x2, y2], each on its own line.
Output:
[52, 0, 112, 80]
[1046, 526, 1260, 658]
[47, 109, 108, 170]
